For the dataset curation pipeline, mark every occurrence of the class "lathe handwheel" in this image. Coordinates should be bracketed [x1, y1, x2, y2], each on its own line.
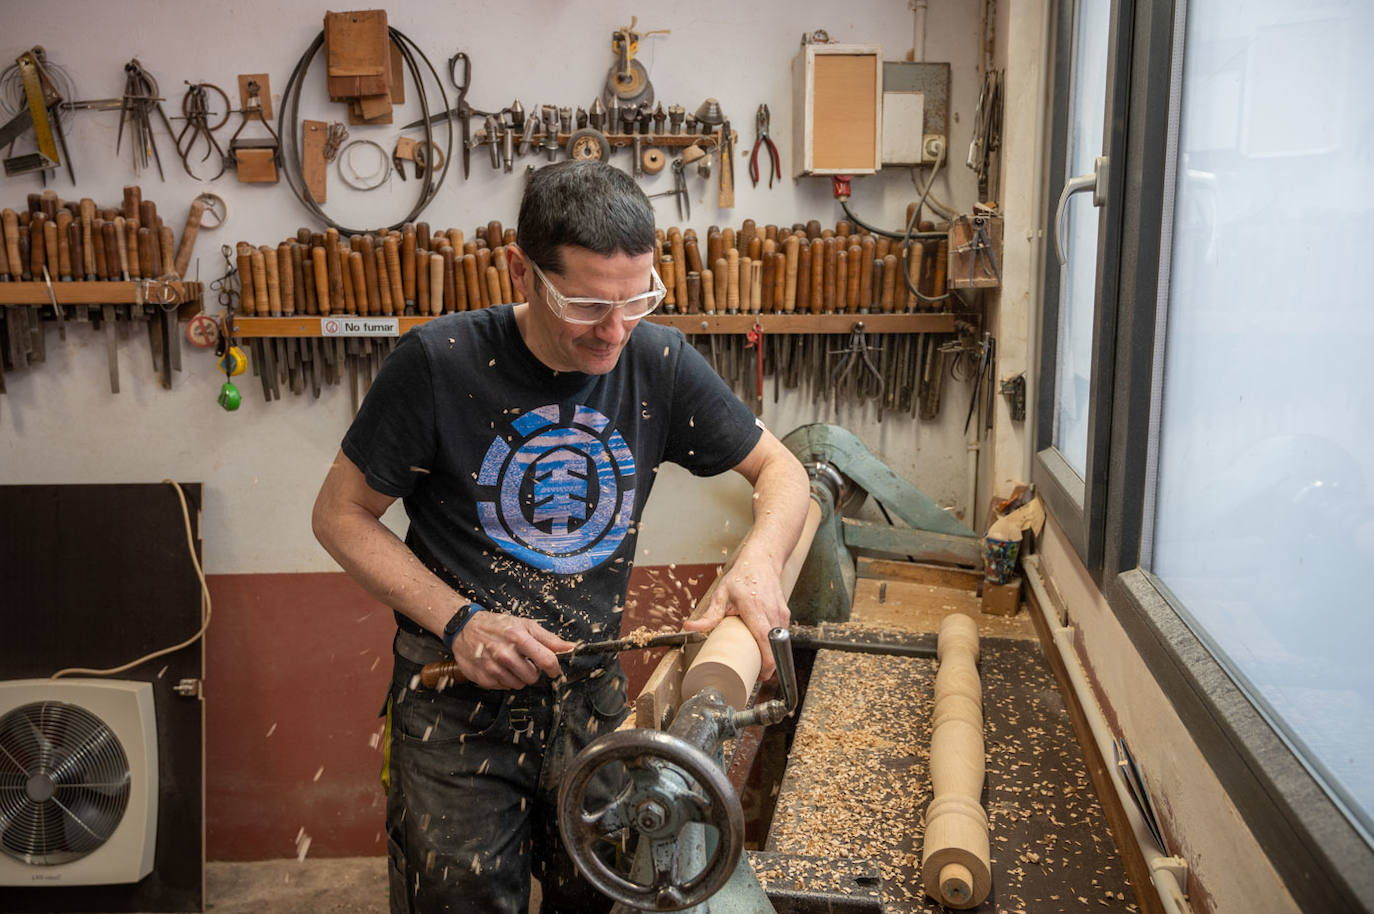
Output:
[558, 729, 744, 912]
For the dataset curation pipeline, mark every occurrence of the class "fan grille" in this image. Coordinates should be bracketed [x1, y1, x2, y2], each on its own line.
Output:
[0, 699, 132, 865]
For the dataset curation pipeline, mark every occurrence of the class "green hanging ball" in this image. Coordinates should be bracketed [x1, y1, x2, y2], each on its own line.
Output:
[218, 381, 242, 412]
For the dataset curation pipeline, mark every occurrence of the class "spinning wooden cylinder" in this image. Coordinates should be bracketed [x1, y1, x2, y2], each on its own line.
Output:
[921, 613, 991, 909]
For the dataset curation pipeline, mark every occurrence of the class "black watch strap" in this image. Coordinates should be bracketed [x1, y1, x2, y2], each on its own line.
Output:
[441, 602, 480, 652]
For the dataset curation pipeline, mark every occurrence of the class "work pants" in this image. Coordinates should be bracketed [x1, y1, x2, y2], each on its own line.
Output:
[384, 631, 630, 914]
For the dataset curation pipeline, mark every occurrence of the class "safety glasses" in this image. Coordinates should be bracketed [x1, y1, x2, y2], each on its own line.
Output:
[529, 260, 666, 325]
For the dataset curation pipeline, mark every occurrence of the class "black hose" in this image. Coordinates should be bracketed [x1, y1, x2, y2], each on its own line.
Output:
[277, 28, 452, 233]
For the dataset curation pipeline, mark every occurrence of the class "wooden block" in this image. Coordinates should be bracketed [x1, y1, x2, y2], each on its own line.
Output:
[857, 556, 981, 591]
[356, 92, 392, 121]
[948, 216, 1003, 289]
[235, 147, 279, 184]
[389, 39, 405, 105]
[981, 576, 1023, 617]
[634, 649, 684, 730]
[347, 97, 393, 126]
[237, 73, 272, 121]
[325, 9, 389, 98]
[301, 120, 328, 203]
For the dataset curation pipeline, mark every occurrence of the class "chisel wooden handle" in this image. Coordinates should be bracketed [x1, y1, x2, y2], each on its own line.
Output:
[876, 236, 891, 260]
[749, 260, 762, 313]
[360, 235, 381, 316]
[870, 260, 884, 311]
[741, 254, 752, 316]
[933, 239, 948, 299]
[157, 226, 173, 277]
[848, 246, 863, 309]
[313, 245, 331, 316]
[98, 221, 115, 280]
[416, 222, 431, 253]
[236, 242, 256, 314]
[135, 227, 152, 283]
[277, 243, 295, 316]
[881, 254, 898, 312]
[686, 270, 701, 313]
[781, 235, 799, 313]
[67, 222, 83, 282]
[2, 210, 19, 279]
[770, 252, 785, 312]
[447, 228, 464, 254]
[706, 228, 722, 271]
[122, 186, 142, 220]
[739, 219, 755, 263]
[486, 220, 502, 250]
[383, 235, 404, 315]
[462, 253, 481, 310]
[485, 265, 502, 309]
[684, 234, 704, 275]
[441, 246, 457, 313]
[338, 241, 355, 314]
[47, 219, 63, 279]
[261, 245, 282, 316]
[669, 228, 688, 311]
[860, 236, 876, 307]
[290, 243, 309, 314]
[327, 242, 345, 315]
[794, 239, 810, 314]
[835, 248, 849, 312]
[349, 250, 368, 315]
[374, 249, 393, 315]
[474, 248, 492, 308]
[725, 249, 740, 313]
[29, 213, 46, 279]
[760, 252, 775, 313]
[660, 256, 676, 310]
[249, 245, 268, 316]
[806, 239, 822, 314]
[114, 217, 131, 279]
[80, 199, 96, 277]
[401, 225, 417, 309]
[493, 247, 512, 304]
[429, 253, 444, 315]
[702, 266, 716, 313]
[141, 200, 159, 234]
[173, 198, 205, 278]
[416, 241, 430, 313]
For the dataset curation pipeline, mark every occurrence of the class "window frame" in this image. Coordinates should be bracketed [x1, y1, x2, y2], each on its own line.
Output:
[1038, 0, 1374, 906]
[1032, 0, 1133, 580]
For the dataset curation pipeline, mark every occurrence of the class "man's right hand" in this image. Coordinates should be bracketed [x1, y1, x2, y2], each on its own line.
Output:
[449, 612, 576, 690]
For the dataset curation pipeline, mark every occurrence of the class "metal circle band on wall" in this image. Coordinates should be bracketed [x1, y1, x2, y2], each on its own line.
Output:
[476, 404, 637, 574]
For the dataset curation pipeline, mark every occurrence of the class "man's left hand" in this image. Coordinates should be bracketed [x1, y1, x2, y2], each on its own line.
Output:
[681, 552, 790, 680]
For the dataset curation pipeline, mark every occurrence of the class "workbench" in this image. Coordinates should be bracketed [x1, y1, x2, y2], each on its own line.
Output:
[762, 569, 1139, 912]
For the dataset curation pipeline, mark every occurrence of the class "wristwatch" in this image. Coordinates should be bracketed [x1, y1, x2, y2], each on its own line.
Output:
[441, 602, 481, 652]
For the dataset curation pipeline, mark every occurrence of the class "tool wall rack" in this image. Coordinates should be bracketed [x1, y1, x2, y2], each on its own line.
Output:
[0, 279, 203, 312]
[229, 312, 953, 338]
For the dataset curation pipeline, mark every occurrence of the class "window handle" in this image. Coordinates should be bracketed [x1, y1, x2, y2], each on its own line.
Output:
[1054, 155, 1109, 265]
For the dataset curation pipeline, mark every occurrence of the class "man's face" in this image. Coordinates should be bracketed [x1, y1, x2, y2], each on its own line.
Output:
[513, 245, 656, 375]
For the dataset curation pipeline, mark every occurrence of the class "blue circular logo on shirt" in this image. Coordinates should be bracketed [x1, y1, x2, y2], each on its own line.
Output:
[476, 404, 636, 573]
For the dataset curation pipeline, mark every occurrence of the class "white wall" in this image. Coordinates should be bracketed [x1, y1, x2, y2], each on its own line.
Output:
[0, 0, 985, 573]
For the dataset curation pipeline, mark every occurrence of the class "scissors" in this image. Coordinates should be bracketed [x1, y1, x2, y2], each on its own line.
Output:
[402, 52, 477, 179]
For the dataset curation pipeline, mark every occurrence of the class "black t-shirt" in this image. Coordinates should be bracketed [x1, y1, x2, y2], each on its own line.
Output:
[341, 305, 761, 671]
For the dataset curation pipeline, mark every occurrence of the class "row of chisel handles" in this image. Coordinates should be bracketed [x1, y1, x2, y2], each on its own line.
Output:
[653, 218, 950, 316]
[231, 216, 951, 319]
[0, 187, 202, 287]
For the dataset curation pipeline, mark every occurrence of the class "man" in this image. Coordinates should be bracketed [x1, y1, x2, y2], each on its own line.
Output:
[313, 161, 810, 913]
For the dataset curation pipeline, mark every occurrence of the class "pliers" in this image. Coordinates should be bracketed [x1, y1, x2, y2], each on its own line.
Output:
[749, 104, 781, 189]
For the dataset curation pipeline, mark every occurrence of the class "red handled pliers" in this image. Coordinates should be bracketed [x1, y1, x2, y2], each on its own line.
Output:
[749, 104, 781, 189]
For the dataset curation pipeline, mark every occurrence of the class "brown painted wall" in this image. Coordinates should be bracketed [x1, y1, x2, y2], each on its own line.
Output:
[204, 564, 719, 860]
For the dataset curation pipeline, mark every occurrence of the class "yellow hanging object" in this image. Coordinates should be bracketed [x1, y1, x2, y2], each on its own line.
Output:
[217, 345, 247, 377]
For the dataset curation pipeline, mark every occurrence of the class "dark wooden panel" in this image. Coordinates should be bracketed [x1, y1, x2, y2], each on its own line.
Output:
[0, 483, 205, 913]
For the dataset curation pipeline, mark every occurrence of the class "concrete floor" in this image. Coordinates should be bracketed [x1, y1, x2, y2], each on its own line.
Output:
[201, 858, 542, 913]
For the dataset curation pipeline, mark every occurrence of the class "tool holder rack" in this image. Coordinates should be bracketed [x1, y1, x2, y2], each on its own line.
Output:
[229, 312, 953, 338]
[0, 280, 204, 316]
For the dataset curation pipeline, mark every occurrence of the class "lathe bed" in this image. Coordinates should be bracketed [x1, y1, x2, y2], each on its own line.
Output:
[758, 566, 1140, 912]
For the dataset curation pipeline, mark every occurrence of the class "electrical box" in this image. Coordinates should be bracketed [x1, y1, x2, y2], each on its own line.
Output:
[882, 61, 951, 167]
[792, 43, 882, 176]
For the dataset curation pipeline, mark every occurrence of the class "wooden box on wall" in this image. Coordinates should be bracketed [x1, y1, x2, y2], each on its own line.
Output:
[792, 43, 882, 176]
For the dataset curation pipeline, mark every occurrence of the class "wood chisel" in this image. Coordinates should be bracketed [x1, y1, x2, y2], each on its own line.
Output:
[418, 630, 707, 688]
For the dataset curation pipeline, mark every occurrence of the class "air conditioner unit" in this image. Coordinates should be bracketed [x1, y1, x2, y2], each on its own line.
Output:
[0, 679, 158, 886]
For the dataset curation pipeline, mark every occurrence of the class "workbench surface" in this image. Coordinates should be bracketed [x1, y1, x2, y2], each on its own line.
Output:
[764, 577, 1139, 913]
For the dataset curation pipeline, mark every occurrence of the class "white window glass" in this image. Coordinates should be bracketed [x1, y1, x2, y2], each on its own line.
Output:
[1053, 0, 1111, 479]
[1151, 1, 1374, 836]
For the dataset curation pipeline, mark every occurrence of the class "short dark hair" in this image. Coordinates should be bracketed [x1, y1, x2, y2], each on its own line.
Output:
[516, 161, 656, 274]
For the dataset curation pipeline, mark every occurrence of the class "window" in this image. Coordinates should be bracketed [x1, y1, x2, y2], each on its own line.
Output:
[1036, 0, 1374, 905]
